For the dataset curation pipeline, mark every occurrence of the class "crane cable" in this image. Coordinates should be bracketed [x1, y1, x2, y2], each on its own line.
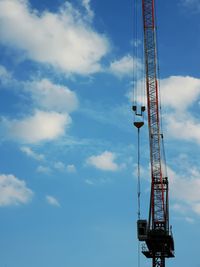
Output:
[137, 127, 141, 220]
[133, 0, 143, 265]
[137, 127, 141, 267]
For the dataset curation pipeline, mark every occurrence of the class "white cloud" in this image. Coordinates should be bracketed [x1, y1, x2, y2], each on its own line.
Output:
[85, 179, 95, 185]
[28, 79, 79, 113]
[5, 110, 71, 143]
[172, 203, 197, 223]
[67, 164, 76, 173]
[131, 39, 142, 47]
[171, 203, 188, 215]
[192, 203, 200, 215]
[130, 75, 200, 145]
[109, 55, 142, 78]
[161, 76, 200, 144]
[84, 177, 111, 186]
[20, 146, 45, 161]
[130, 76, 200, 109]
[86, 151, 120, 171]
[54, 161, 76, 173]
[37, 165, 51, 174]
[0, 65, 12, 84]
[165, 113, 200, 144]
[185, 217, 195, 224]
[54, 161, 65, 171]
[46, 195, 60, 207]
[0, 0, 109, 75]
[0, 174, 33, 206]
[181, 0, 200, 10]
[160, 76, 200, 111]
[82, 0, 94, 20]
[169, 167, 200, 202]
[168, 166, 200, 216]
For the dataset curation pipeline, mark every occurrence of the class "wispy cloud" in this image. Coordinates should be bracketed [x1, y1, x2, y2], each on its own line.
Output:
[66, 164, 76, 173]
[82, 0, 94, 20]
[180, 0, 200, 11]
[185, 217, 195, 224]
[0, 0, 110, 75]
[46, 195, 60, 207]
[85, 179, 95, 186]
[0, 65, 12, 85]
[54, 161, 76, 173]
[0, 174, 33, 206]
[85, 177, 111, 186]
[37, 165, 51, 174]
[20, 146, 45, 161]
[81, 103, 132, 133]
[131, 39, 142, 48]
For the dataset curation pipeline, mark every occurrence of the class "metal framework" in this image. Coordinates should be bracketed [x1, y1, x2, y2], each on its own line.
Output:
[142, 0, 166, 229]
[135, 1, 175, 267]
[153, 257, 165, 267]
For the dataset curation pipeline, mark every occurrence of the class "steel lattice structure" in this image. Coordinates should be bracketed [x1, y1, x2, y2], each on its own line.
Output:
[135, 1, 175, 267]
[142, 0, 166, 228]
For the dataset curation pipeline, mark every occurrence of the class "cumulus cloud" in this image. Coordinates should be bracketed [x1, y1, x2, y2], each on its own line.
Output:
[5, 110, 71, 143]
[0, 174, 33, 206]
[37, 165, 51, 174]
[20, 146, 45, 161]
[54, 161, 65, 171]
[0, 0, 109, 75]
[86, 151, 120, 171]
[169, 167, 200, 202]
[0, 77, 78, 144]
[131, 76, 200, 109]
[109, 55, 142, 78]
[27, 79, 79, 113]
[159, 76, 200, 144]
[130, 75, 200, 144]
[46, 195, 60, 207]
[160, 76, 200, 111]
[168, 166, 200, 216]
[165, 113, 200, 144]
[54, 161, 76, 173]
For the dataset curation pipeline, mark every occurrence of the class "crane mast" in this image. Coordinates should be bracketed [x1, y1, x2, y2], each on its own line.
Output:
[143, 0, 165, 231]
[134, 1, 175, 267]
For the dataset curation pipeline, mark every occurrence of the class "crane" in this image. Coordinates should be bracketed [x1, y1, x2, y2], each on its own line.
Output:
[133, 1, 175, 267]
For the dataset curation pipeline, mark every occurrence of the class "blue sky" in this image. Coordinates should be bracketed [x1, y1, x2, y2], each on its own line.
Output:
[0, 0, 200, 266]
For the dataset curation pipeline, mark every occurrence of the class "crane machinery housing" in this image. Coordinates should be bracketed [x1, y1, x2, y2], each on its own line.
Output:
[133, 1, 175, 267]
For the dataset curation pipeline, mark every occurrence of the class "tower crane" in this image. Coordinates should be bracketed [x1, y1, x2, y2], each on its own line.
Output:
[133, 1, 175, 266]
